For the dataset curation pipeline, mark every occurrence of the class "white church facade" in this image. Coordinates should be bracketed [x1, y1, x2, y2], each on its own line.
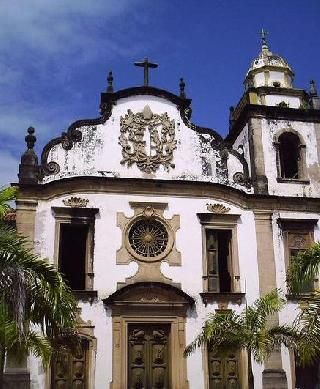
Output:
[9, 37, 320, 388]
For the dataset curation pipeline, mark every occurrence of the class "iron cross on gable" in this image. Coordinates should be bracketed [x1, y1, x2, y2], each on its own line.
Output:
[134, 58, 158, 86]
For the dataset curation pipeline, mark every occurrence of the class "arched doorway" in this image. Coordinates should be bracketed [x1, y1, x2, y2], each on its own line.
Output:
[104, 282, 194, 389]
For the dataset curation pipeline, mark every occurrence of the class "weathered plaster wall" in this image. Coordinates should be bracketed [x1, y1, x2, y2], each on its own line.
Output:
[30, 193, 262, 388]
[265, 95, 300, 108]
[42, 95, 250, 193]
[253, 71, 293, 89]
[232, 123, 251, 176]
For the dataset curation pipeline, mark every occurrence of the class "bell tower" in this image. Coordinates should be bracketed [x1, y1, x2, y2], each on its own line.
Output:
[226, 31, 320, 196]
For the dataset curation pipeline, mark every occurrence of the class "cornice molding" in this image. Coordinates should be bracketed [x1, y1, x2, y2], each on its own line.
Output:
[226, 103, 320, 144]
[16, 176, 320, 213]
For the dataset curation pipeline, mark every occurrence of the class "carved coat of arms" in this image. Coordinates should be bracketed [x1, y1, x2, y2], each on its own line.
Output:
[119, 105, 176, 173]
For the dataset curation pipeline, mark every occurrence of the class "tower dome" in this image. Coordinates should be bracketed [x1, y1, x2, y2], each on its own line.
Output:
[245, 30, 294, 89]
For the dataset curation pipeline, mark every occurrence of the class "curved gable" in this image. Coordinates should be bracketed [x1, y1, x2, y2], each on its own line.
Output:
[34, 86, 251, 192]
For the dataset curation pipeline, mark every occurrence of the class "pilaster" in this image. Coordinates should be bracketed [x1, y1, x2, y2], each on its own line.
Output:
[4, 199, 38, 388]
[254, 211, 287, 388]
[248, 117, 269, 194]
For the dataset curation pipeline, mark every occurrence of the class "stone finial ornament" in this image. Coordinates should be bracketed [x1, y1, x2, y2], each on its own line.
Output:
[63, 197, 89, 208]
[179, 78, 186, 98]
[18, 127, 39, 185]
[310, 80, 318, 96]
[206, 203, 231, 214]
[25, 126, 36, 149]
[107, 71, 114, 93]
[310, 80, 320, 109]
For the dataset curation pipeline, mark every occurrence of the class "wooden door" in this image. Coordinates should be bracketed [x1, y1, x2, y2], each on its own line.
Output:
[208, 350, 240, 389]
[51, 339, 88, 388]
[128, 323, 170, 389]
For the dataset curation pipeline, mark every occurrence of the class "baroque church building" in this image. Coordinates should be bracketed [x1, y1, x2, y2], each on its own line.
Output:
[10, 37, 320, 388]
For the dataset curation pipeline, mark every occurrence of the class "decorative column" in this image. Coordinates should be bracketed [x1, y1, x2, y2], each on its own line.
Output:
[254, 211, 287, 389]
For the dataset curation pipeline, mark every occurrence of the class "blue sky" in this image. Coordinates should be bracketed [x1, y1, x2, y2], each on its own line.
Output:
[0, 0, 319, 186]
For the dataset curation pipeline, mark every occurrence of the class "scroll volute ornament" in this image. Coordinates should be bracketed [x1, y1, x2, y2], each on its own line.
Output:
[117, 203, 181, 285]
[119, 105, 177, 173]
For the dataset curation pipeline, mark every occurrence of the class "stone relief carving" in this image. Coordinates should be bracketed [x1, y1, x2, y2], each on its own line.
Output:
[117, 202, 181, 285]
[63, 197, 89, 208]
[206, 203, 231, 214]
[119, 105, 176, 173]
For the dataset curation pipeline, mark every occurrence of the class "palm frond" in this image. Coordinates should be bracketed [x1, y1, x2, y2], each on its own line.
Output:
[245, 289, 285, 331]
[293, 291, 320, 365]
[287, 243, 320, 294]
[185, 289, 296, 367]
[184, 310, 244, 357]
[0, 187, 17, 219]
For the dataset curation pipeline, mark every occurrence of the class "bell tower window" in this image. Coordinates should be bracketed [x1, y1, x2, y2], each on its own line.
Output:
[279, 132, 300, 178]
[274, 130, 308, 183]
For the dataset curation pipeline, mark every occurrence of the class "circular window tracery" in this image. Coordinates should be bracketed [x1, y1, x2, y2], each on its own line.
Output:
[128, 218, 169, 258]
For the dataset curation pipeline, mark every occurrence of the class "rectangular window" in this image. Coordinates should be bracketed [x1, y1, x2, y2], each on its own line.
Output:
[59, 223, 89, 290]
[279, 218, 318, 293]
[52, 206, 98, 292]
[205, 229, 232, 293]
[198, 213, 241, 295]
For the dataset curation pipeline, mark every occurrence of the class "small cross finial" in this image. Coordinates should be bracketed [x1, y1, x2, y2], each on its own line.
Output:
[25, 127, 36, 149]
[134, 57, 158, 86]
[179, 78, 186, 98]
[260, 28, 269, 49]
[107, 71, 114, 93]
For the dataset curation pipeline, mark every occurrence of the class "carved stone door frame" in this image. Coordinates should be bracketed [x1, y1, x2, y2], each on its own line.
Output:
[104, 282, 194, 389]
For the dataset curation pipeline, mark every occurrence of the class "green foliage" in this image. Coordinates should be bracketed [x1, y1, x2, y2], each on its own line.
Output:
[0, 186, 17, 219]
[293, 291, 320, 366]
[0, 303, 52, 366]
[0, 224, 77, 335]
[184, 289, 297, 364]
[287, 242, 320, 295]
[0, 186, 79, 374]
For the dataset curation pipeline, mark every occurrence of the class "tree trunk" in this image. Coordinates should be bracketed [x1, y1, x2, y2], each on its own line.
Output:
[0, 346, 5, 389]
[248, 349, 254, 389]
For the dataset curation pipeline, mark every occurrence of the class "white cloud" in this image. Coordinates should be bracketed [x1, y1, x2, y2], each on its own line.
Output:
[0, 0, 149, 169]
[0, 0, 144, 57]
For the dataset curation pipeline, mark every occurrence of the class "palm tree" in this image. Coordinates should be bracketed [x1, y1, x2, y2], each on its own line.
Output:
[287, 242, 320, 296]
[184, 289, 297, 388]
[0, 186, 78, 388]
[287, 244, 320, 370]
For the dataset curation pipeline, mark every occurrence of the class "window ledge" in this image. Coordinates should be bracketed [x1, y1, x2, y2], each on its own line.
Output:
[73, 290, 98, 303]
[200, 292, 245, 306]
[276, 178, 310, 184]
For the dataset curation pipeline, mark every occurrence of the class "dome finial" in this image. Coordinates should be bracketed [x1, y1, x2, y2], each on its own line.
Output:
[260, 28, 269, 51]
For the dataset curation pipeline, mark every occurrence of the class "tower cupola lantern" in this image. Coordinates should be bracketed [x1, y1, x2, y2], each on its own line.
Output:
[245, 30, 294, 90]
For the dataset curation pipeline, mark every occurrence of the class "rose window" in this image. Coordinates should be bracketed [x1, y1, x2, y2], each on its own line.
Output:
[128, 219, 169, 258]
